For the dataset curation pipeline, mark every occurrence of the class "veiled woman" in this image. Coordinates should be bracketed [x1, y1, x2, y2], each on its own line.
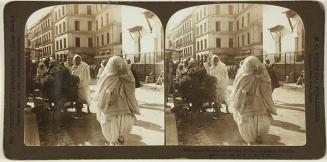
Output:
[93, 56, 140, 145]
[210, 56, 230, 113]
[230, 56, 277, 145]
[36, 62, 48, 81]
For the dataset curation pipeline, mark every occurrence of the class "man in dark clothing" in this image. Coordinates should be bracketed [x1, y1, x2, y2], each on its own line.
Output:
[126, 59, 141, 88]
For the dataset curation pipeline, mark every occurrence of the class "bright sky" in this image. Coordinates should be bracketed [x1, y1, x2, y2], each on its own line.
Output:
[26, 6, 54, 29]
[262, 5, 294, 54]
[166, 6, 197, 33]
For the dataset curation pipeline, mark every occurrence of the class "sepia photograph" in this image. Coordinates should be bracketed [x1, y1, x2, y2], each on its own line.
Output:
[165, 4, 306, 146]
[24, 4, 164, 146]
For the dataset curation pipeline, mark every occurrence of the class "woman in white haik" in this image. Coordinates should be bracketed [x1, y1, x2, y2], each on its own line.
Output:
[93, 56, 140, 146]
[210, 55, 230, 113]
[230, 56, 277, 145]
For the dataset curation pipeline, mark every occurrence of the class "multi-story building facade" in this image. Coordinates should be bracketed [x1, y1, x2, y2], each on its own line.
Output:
[167, 4, 263, 65]
[194, 4, 263, 64]
[167, 14, 195, 60]
[95, 4, 122, 61]
[53, 4, 97, 62]
[26, 4, 123, 64]
[28, 12, 54, 60]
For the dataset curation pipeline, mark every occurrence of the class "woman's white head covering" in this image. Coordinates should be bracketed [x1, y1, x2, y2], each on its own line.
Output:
[93, 56, 139, 120]
[211, 55, 219, 66]
[73, 54, 82, 65]
[230, 56, 276, 117]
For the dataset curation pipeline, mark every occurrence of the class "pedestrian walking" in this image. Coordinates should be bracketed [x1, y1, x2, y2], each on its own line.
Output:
[264, 58, 280, 92]
[210, 55, 230, 113]
[72, 54, 92, 115]
[93, 56, 140, 146]
[97, 60, 108, 80]
[230, 56, 277, 145]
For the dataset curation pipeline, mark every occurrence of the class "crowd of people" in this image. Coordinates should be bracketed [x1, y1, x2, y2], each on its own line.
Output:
[172, 55, 279, 145]
[29, 54, 145, 146]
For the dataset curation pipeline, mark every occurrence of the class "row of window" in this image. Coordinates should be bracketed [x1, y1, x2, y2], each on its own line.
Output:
[181, 46, 193, 55]
[175, 32, 192, 48]
[95, 12, 112, 31]
[55, 34, 120, 50]
[55, 22, 67, 35]
[55, 20, 95, 35]
[54, 5, 93, 22]
[38, 45, 52, 56]
[196, 6, 208, 21]
[195, 15, 251, 36]
[236, 13, 251, 30]
[54, 6, 65, 21]
[196, 22, 207, 36]
[55, 38, 68, 50]
[196, 39, 208, 51]
[175, 19, 192, 38]
[32, 31, 51, 47]
[195, 33, 258, 51]
[96, 33, 111, 47]
[32, 18, 51, 37]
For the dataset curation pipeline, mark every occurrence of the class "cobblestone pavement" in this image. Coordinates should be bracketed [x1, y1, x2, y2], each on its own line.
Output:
[38, 81, 164, 146]
[177, 85, 306, 146]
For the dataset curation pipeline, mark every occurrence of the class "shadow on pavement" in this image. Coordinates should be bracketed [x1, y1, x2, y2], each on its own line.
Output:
[262, 134, 285, 146]
[138, 102, 164, 111]
[39, 112, 149, 146]
[135, 119, 164, 133]
[271, 120, 306, 133]
[125, 134, 147, 145]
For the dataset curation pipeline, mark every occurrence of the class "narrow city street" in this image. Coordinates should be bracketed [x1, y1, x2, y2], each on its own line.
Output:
[177, 85, 306, 146]
[37, 80, 165, 146]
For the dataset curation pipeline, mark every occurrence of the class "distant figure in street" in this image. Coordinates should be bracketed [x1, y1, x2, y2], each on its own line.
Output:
[264, 58, 280, 92]
[97, 60, 108, 80]
[36, 62, 47, 82]
[156, 71, 164, 85]
[203, 62, 210, 75]
[176, 63, 187, 82]
[230, 56, 277, 145]
[210, 55, 230, 113]
[126, 59, 141, 88]
[64, 56, 73, 74]
[72, 54, 91, 114]
[296, 70, 305, 85]
[94, 56, 140, 146]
